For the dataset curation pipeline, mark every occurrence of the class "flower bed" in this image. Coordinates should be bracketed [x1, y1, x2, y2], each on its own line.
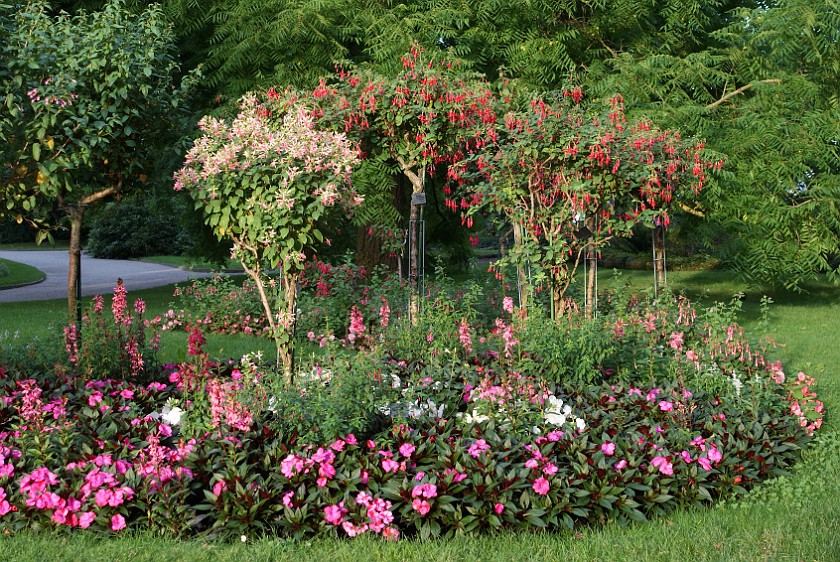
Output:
[0, 286, 824, 541]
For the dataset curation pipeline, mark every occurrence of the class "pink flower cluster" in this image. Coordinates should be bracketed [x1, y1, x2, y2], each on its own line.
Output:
[207, 379, 253, 432]
[323, 492, 398, 539]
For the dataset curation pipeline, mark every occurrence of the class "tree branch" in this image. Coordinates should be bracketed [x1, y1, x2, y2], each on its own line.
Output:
[677, 201, 706, 217]
[706, 79, 781, 110]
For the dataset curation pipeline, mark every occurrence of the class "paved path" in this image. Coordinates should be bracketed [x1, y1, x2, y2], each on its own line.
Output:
[0, 250, 216, 303]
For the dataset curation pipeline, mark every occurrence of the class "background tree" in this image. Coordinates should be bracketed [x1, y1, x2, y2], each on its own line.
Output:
[588, 0, 840, 288]
[0, 0, 196, 320]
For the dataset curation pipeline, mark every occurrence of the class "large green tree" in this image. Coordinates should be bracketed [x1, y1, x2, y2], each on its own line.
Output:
[590, 0, 840, 288]
[0, 0, 195, 319]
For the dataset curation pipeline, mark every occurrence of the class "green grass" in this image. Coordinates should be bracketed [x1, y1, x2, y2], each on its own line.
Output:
[139, 255, 242, 272]
[1, 269, 839, 561]
[0, 257, 45, 288]
[0, 241, 69, 251]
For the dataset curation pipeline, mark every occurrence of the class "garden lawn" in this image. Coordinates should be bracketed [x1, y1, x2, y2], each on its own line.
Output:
[0, 258, 44, 289]
[0, 269, 838, 561]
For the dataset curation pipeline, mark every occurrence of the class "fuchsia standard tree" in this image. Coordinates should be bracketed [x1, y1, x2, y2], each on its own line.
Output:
[174, 91, 361, 382]
[309, 45, 498, 318]
[451, 89, 719, 319]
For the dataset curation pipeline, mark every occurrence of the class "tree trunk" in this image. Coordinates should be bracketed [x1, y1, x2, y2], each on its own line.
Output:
[512, 222, 529, 309]
[356, 226, 398, 272]
[396, 161, 424, 324]
[408, 200, 421, 321]
[67, 206, 84, 324]
[584, 216, 597, 319]
[653, 223, 667, 296]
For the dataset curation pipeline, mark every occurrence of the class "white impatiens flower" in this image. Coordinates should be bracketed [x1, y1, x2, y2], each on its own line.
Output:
[462, 409, 490, 424]
[544, 393, 585, 431]
[161, 404, 184, 426]
[544, 411, 567, 426]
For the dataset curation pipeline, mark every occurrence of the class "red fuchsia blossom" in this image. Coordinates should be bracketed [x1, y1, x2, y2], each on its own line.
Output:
[532, 476, 550, 496]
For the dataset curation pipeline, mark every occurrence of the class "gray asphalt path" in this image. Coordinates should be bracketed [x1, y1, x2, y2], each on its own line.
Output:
[0, 250, 216, 303]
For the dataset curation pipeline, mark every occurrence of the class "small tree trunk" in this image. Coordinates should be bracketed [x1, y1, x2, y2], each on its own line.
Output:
[584, 215, 599, 319]
[512, 222, 529, 309]
[67, 206, 85, 324]
[279, 271, 299, 384]
[653, 223, 667, 295]
[551, 271, 568, 322]
[396, 162, 424, 324]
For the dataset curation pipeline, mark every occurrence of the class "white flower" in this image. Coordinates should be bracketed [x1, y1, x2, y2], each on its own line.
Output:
[731, 373, 743, 396]
[391, 374, 401, 389]
[463, 409, 489, 424]
[161, 405, 183, 426]
[575, 417, 586, 431]
[545, 412, 567, 426]
[240, 535, 247, 543]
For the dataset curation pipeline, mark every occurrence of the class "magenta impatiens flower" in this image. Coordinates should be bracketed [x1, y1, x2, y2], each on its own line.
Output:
[399, 443, 416, 458]
[324, 503, 347, 525]
[532, 476, 550, 495]
[411, 483, 438, 499]
[110, 513, 126, 531]
[412, 498, 431, 516]
[601, 442, 616, 456]
[468, 439, 491, 458]
[651, 456, 674, 476]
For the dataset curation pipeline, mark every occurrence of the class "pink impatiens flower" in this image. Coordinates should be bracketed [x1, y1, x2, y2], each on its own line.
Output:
[532, 476, 550, 495]
[601, 442, 616, 456]
[658, 400, 674, 412]
[651, 456, 674, 476]
[324, 503, 347, 525]
[411, 483, 438, 499]
[399, 443, 416, 458]
[412, 498, 431, 516]
[110, 513, 126, 531]
[468, 439, 491, 459]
